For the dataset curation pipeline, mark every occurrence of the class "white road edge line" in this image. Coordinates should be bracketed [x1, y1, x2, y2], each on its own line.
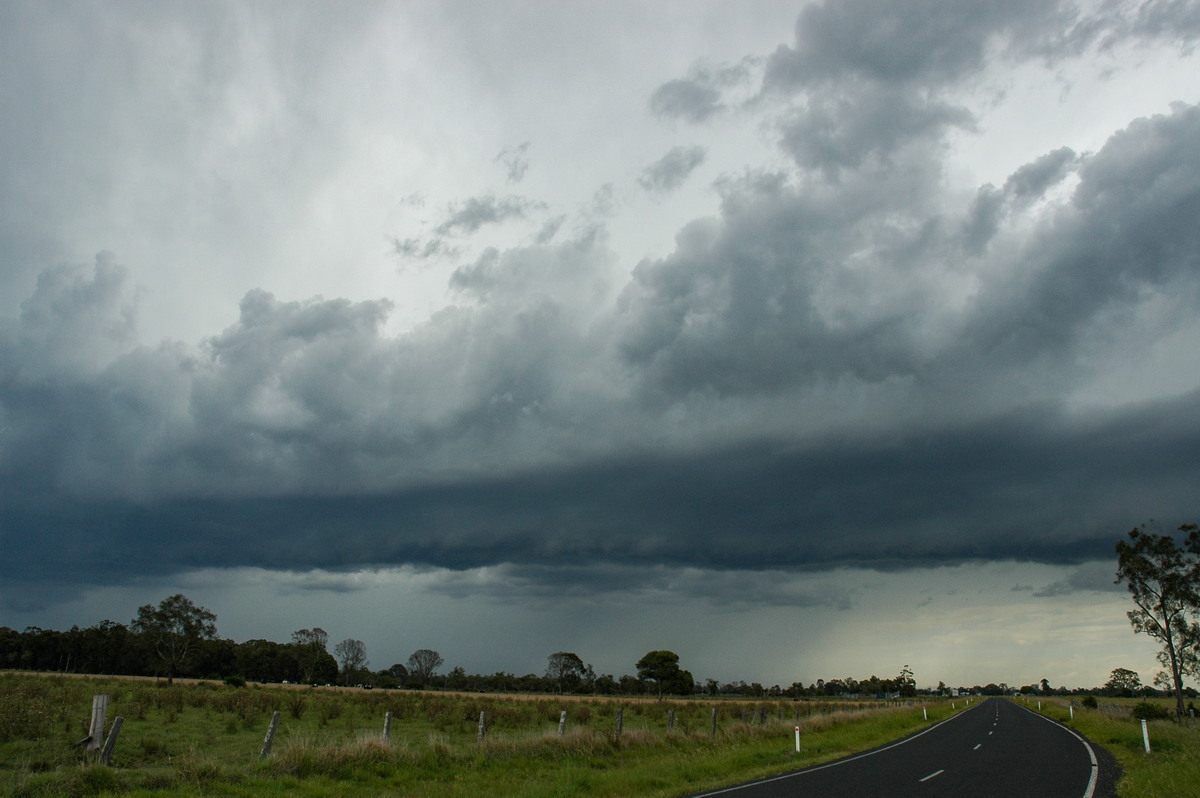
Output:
[919, 769, 944, 782]
[1015, 702, 1099, 798]
[973, 743, 981, 750]
[690, 702, 983, 796]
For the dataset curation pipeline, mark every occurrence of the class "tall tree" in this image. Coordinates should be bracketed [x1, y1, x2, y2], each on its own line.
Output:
[131, 594, 218, 683]
[291, 628, 330, 683]
[407, 649, 444, 684]
[1115, 523, 1200, 717]
[333, 638, 368, 685]
[545, 651, 587, 693]
[636, 650, 689, 698]
[1104, 667, 1141, 697]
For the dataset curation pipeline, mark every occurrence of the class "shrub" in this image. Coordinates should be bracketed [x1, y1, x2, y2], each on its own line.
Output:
[1081, 695, 1098, 709]
[1131, 701, 1172, 721]
[224, 675, 247, 688]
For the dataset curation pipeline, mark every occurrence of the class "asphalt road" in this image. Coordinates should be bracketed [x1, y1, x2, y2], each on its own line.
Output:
[685, 698, 1117, 798]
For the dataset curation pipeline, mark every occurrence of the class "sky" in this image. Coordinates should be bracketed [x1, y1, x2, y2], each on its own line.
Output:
[1, 0, 1198, 691]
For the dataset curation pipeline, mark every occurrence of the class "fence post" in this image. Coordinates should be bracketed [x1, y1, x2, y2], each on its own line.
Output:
[88, 695, 108, 753]
[668, 709, 675, 730]
[477, 711, 487, 743]
[99, 716, 124, 766]
[616, 708, 623, 735]
[710, 707, 718, 735]
[558, 710, 568, 736]
[383, 711, 392, 741]
[260, 711, 281, 759]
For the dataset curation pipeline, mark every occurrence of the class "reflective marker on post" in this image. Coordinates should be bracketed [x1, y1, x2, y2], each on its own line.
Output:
[794, 726, 800, 753]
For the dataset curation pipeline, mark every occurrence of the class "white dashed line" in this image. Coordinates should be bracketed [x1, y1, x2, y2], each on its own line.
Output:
[919, 769, 945, 782]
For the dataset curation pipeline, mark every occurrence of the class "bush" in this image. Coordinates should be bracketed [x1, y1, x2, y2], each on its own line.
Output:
[1081, 695, 1098, 709]
[1131, 701, 1172, 721]
[224, 675, 247, 688]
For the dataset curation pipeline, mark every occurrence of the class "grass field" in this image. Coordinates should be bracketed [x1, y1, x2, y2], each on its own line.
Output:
[0, 672, 964, 797]
[1018, 694, 1200, 798]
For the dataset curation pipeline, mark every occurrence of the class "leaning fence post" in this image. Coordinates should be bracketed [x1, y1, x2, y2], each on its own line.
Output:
[99, 716, 124, 766]
[477, 711, 487, 743]
[260, 711, 281, 759]
[88, 695, 108, 754]
[558, 710, 567, 736]
[383, 711, 392, 741]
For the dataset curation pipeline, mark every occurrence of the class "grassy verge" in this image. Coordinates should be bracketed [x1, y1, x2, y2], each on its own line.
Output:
[1015, 696, 1200, 798]
[1, 673, 966, 797]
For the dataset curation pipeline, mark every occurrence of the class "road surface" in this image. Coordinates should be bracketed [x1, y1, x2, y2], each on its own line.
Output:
[685, 698, 1117, 797]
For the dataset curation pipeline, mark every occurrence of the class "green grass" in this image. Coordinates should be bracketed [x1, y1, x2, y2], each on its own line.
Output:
[0, 673, 966, 797]
[1016, 695, 1200, 798]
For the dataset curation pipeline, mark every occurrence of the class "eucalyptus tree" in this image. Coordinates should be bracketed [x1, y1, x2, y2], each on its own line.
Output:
[131, 594, 218, 683]
[334, 638, 368, 685]
[1115, 522, 1200, 717]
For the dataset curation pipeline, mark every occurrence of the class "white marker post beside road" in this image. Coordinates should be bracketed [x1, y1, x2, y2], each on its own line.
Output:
[794, 726, 801, 753]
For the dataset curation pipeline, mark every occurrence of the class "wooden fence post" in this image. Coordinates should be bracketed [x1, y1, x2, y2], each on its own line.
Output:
[477, 711, 487, 743]
[615, 708, 623, 735]
[99, 716, 124, 766]
[558, 710, 568, 736]
[710, 707, 718, 734]
[88, 695, 108, 754]
[260, 711, 281, 759]
[383, 711, 392, 741]
[668, 709, 675, 730]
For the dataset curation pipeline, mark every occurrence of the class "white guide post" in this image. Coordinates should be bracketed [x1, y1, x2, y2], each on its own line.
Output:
[794, 726, 801, 753]
[1141, 719, 1151, 753]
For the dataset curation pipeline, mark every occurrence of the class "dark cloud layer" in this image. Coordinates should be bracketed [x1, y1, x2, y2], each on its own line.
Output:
[3, 1, 1200, 612]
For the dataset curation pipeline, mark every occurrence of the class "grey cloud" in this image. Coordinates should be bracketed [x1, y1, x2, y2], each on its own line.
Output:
[777, 87, 976, 175]
[616, 103, 1200, 401]
[638, 145, 707, 194]
[649, 1, 1197, 178]
[435, 194, 545, 236]
[764, 0, 1063, 91]
[496, 142, 532, 183]
[649, 78, 724, 123]
[961, 147, 1080, 252]
[964, 103, 1200, 365]
[4, 396, 1196, 596]
[534, 215, 566, 244]
[1032, 561, 1124, 597]
[392, 236, 459, 260]
[423, 563, 854, 610]
[1004, 146, 1079, 200]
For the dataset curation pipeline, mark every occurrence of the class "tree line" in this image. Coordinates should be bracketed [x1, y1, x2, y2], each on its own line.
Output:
[0, 595, 926, 697]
